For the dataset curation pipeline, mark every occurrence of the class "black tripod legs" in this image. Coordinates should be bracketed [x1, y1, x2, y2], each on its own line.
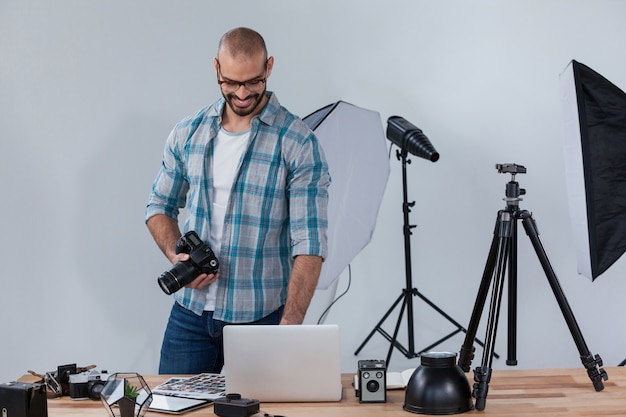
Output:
[459, 211, 509, 373]
[354, 287, 482, 366]
[354, 290, 414, 366]
[458, 208, 607, 411]
[458, 210, 512, 410]
[521, 212, 608, 391]
[473, 366, 492, 411]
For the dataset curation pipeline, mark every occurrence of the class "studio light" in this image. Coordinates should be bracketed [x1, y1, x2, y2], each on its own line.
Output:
[403, 352, 473, 415]
[357, 113, 477, 368]
[303, 101, 390, 290]
[386, 116, 440, 162]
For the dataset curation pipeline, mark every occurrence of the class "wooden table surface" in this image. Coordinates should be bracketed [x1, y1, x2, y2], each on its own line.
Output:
[47, 367, 626, 416]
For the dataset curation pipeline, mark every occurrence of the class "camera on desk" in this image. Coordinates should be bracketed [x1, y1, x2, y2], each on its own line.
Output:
[214, 393, 260, 417]
[357, 359, 386, 403]
[69, 370, 110, 400]
[0, 381, 48, 417]
[44, 363, 77, 397]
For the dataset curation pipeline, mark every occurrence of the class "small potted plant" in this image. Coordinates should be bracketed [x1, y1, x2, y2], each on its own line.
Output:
[100, 372, 152, 417]
[118, 381, 139, 417]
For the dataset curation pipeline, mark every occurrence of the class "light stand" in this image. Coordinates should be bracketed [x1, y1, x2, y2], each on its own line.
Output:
[355, 117, 493, 366]
[457, 163, 608, 410]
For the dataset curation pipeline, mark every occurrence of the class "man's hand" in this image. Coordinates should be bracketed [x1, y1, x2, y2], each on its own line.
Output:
[174, 252, 220, 289]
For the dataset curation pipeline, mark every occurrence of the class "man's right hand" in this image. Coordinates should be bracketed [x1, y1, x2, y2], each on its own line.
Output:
[172, 252, 220, 289]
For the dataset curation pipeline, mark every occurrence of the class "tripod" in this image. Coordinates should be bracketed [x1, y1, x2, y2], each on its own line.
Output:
[457, 164, 608, 411]
[355, 148, 493, 366]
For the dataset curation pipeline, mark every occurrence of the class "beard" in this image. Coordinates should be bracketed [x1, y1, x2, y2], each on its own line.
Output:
[223, 87, 266, 118]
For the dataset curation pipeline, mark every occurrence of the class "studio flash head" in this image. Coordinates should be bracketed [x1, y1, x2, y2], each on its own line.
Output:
[386, 116, 440, 162]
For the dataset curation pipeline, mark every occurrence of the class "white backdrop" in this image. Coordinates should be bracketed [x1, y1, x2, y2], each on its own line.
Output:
[1, 0, 625, 380]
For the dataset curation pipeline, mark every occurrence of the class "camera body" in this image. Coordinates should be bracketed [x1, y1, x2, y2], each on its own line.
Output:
[87, 371, 109, 398]
[357, 359, 386, 403]
[214, 393, 260, 417]
[69, 371, 110, 400]
[0, 381, 48, 417]
[157, 231, 219, 295]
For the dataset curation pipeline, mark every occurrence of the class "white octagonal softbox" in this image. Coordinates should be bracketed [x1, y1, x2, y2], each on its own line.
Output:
[303, 101, 390, 289]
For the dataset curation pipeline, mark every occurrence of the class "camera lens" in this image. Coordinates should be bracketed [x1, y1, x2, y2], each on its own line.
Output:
[88, 381, 105, 400]
[366, 380, 380, 392]
[157, 260, 199, 295]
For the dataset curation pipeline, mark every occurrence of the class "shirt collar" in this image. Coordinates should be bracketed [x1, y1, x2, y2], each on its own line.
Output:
[208, 91, 280, 128]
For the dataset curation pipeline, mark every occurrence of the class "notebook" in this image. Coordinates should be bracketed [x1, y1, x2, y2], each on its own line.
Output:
[223, 324, 343, 402]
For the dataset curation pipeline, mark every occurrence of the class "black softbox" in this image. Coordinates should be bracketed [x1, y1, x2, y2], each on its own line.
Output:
[560, 60, 626, 281]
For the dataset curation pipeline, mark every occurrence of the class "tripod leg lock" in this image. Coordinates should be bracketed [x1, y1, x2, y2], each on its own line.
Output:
[472, 366, 492, 411]
[458, 345, 475, 372]
[581, 353, 608, 391]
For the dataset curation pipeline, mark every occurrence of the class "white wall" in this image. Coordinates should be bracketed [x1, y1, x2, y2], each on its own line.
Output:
[1, 0, 625, 380]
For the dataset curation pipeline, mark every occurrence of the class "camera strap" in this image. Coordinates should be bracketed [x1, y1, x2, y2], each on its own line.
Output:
[17, 371, 44, 384]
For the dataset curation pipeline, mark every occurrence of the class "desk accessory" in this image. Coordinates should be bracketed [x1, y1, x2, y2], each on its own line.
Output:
[214, 393, 260, 417]
[0, 381, 48, 417]
[356, 359, 386, 403]
[100, 373, 152, 417]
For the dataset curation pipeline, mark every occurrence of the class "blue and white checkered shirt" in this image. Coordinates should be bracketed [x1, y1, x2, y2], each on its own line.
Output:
[146, 92, 330, 322]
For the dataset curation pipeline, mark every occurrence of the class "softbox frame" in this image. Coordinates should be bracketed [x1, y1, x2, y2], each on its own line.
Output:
[560, 60, 626, 281]
[304, 101, 390, 289]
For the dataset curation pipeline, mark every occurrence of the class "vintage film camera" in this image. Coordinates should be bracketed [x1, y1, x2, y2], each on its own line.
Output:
[157, 230, 219, 295]
[357, 359, 386, 403]
[69, 370, 110, 400]
[0, 381, 48, 417]
[44, 363, 77, 398]
[214, 393, 260, 417]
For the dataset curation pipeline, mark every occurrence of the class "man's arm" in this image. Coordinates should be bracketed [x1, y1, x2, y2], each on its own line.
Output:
[146, 214, 182, 264]
[280, 255, 322, 325]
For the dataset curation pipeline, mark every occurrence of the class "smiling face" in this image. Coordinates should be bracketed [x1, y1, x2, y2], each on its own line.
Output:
[213, 28, 274, 130]
[216, 52, 272, 119]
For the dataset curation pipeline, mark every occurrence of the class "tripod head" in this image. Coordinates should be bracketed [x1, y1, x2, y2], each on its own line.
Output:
[496, 163, 526, 207]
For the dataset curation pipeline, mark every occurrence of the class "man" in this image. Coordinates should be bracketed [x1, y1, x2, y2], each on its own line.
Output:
[146, 27, 330, 374]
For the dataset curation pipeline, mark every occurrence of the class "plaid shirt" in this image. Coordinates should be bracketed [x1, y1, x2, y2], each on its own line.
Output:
[146, 92, 330, 322]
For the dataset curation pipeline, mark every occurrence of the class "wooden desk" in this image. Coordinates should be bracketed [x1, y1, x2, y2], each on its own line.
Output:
[47, 367, 626, 416]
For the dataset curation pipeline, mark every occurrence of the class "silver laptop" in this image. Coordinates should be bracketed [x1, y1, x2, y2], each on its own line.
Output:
[223, 324, 343, 402]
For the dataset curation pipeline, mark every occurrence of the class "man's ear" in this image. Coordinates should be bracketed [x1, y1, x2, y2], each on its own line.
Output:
[265, 56, 275, 78]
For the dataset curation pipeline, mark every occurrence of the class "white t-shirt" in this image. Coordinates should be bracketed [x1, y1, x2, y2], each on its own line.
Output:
[205, 128, 251, 311]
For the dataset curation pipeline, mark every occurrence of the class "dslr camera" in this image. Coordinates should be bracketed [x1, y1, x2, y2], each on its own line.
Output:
[157, 231, 219, 295]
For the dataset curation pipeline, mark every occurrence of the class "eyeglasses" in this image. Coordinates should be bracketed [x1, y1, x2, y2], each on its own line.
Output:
[217, 59, 268, 93]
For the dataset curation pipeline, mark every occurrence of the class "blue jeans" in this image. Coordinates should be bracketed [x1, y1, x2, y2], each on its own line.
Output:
[159, 302, 283, 374]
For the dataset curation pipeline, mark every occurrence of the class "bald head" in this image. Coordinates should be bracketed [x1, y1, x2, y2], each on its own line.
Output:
[218, 27, 268, 61]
